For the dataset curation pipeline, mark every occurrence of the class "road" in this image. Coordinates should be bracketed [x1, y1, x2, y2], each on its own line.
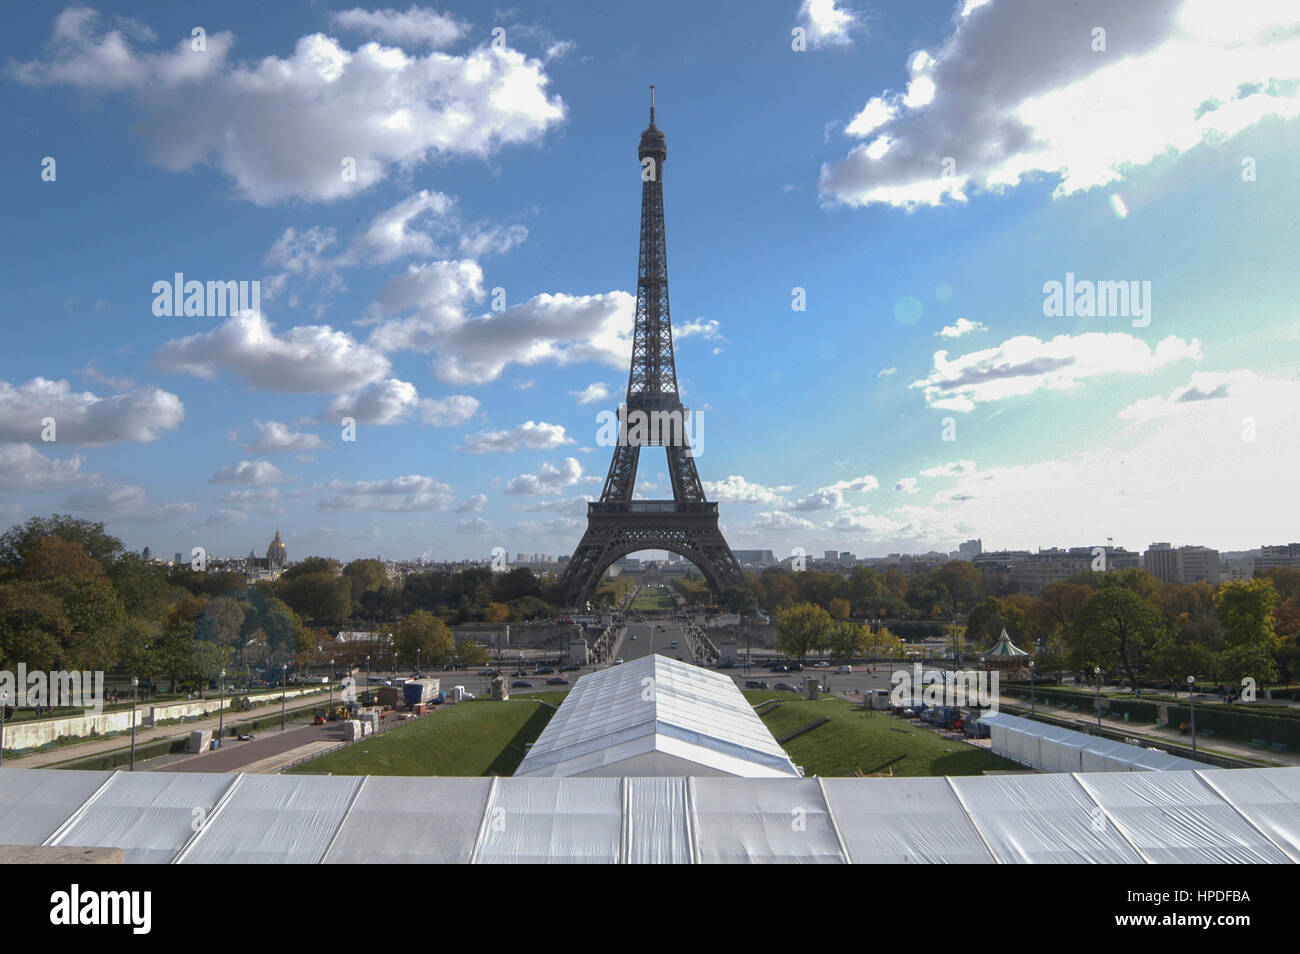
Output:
[613, 620, 695, 665]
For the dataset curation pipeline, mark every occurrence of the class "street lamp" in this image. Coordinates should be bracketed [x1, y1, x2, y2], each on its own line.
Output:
[1188, 675, 1197, 754]
[0, 688, 8, 768]
[1029, 660, 1036, 716]
[217, 668, 225, 748]
[130, 676, 139, 770]
[281, 662, 287, 731]
[1094, 666, 1102, 728]
[329, 659, 335, 716]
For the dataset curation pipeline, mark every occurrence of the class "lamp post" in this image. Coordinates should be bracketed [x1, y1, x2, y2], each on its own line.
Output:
[280, 662, 287, 731]
[329, 658, 335, 716]
[1029, 660, 1036, 716]
[1094, 666, 1102, 728]
[0, 688, 8, 767]
[217, 668, 225, 748]
[416, 648, 420, 677]
[1188, 675, 1197, 754]
[130, 676, 139, 770]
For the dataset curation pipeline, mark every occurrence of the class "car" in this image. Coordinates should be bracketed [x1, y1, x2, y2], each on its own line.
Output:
[237, 732, 255, 741]
[744, 680, 768, 689]
[535, 667, 555, 675]
[512, 670, 529, 677]
[561, 664, 581, 672]
[546, 677, 571, 686]
[478, 669, 498, 677]
[836, 665, 853, 674]
[511, 680, 534, 688]
[774, 682, 798, 692]
[614, 658, 624, 665]
[813, 661, 830, 668]
[767, 664, 789, 673]
[630, 635, 638, 640]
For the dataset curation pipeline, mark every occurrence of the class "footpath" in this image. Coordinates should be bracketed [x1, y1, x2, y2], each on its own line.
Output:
[3, 689, 331, 770]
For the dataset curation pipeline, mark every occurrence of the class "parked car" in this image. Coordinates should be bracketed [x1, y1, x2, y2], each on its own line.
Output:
[512, 670, 529, 677]
[478, 669, 498, 677]
[511, 680, 534, 688]
[813, 661, 830, 668]
[836, 665, 853, 674]
[546, 677, 571, 686]
[613, 658, 624, 665]
[744, 680, 769, 689]
[561, 664, 581, 672]
[535, 667, 555, 675]
[774, 682, 798, 692]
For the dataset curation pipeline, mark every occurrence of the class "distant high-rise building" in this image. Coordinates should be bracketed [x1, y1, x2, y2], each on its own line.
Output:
[839, 551, 854, 563]
[958, 539, 983, 561]
[142, 546, 152, 561]
[824, 550, 838, 562]
[1177, 546, 1220, 584]
[1145, 542, 1178, 582]
[734, 549, 776, 566]
[1256, 544, 1300, 572]
[174, 551, 183, 566]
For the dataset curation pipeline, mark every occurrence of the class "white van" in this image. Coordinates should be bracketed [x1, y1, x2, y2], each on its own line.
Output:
[836, 665, 853, 674]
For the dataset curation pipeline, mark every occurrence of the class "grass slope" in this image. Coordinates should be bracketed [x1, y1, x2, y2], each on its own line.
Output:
[287, 699, 556, 777]
[743, 691, 1015, 777]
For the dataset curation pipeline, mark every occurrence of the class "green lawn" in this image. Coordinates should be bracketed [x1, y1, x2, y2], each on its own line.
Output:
[743, 691, 1016, 777]
[287, 698, 557, 777]
[631, 586, 676, 611]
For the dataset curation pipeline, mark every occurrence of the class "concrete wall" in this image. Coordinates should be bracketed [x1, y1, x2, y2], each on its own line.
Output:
[1, 686, 326, 752]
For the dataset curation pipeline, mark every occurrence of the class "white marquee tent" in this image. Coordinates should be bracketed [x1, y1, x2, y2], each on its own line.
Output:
[980, 711, 1202, 773]
[2, 766, 1298, 863]
[515, 654, 801, 778]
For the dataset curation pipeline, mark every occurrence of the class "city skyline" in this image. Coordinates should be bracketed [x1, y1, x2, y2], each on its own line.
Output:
[3, 1, 1298, 564]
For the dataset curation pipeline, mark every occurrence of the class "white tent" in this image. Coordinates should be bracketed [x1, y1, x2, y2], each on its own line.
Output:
[3, 766, 1298, 863]
[980, 711, 1199, 775]
[515, 654, 800, 778]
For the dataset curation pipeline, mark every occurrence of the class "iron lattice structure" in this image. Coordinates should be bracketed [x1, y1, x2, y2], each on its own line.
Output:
[559, 91, 743, 608]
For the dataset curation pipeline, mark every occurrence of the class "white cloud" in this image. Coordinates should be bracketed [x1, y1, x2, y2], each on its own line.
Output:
[154, 311, 390, 393]
[795, 0, 861, 49]
[523, 495, 592, 515]
[919, 460, 976, 478]
[820, 0, 1300, 208]
[752, 511, 816, 530]
[0, 443, 88, 491]
[457, 516, 493, 533]
[210, 460, 290, 486]
[61, 482, 195, 522]
[912, 332, 1202, 412]
[675, 319, 722, 341]
[246, 420, 326, 453]
[12, 13, 566, 204]
[329, 6, 467, 48]
[703, 475, 793, 507]
[347, 190, 456, 265]
[458, 224, 529, 258]
[894, 478, 920, 494]
[877, 367, 897, 377]
[505, 457, 585, 495]
[937, 318, 986, 338]
[1117, 369, 1245, 421]
[204, 509, 249, 527]
[421, 394, 480, 427]
[460, 421, 574, 454]
[0, 377, 183, 445]
[571, 382, 610, 405]
[789, 474, 879, 511]
[317, 475, 454, 512]
[455, 493, 488, 513]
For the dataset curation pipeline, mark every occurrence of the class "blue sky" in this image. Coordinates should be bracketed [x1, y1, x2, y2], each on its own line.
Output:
[2, 0, 1298, 563]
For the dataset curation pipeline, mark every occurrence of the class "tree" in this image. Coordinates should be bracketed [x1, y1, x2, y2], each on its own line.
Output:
[775, 602, 832, 662]
[395, 610, 454, 668]
[342, 558, 389, 602]
[278, 572, 352, 625]
[1073, 586, 1163, 689]
[829, 621, 867, 661]
[828, 597, 851, 620]
[1214, 579, 1280, 686]
[863, 626, 906, 663]
[196, 595, 244, 647]
[0, 581, 68, 671]
[483, 602, 511, 623]
[0, 514, 123, 572]
[455, 639, 490, 667]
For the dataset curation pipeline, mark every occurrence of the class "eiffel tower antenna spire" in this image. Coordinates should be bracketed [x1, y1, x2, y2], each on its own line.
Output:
[558, 94, 741, 609]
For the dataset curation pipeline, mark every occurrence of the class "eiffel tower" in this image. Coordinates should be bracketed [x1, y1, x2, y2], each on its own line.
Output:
[559, 88, 743, 608]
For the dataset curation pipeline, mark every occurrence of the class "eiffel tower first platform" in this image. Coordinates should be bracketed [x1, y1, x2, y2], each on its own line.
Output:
[558, 88, 743, 608]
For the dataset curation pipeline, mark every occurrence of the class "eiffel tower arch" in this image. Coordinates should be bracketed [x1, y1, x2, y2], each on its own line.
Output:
[559, 88, 743, 608]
